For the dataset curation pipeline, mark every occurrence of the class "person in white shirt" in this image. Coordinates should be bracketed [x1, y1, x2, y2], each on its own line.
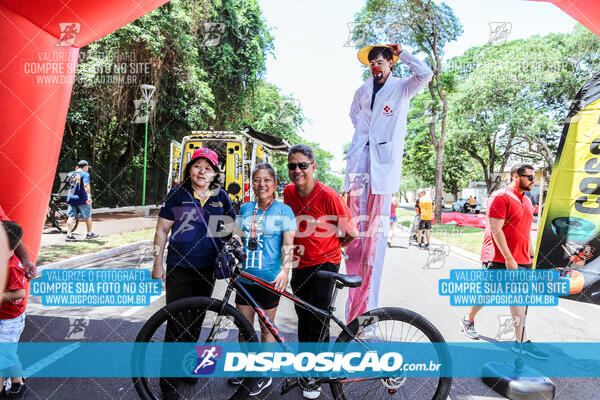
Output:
[344, 44, 433, 324]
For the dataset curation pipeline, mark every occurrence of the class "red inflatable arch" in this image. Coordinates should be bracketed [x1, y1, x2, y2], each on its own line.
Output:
[1, 0, 599, 264]
[0, 0, 169, 262]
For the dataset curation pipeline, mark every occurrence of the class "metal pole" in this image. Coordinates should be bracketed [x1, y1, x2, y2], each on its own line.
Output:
[142, 100, 149, 206]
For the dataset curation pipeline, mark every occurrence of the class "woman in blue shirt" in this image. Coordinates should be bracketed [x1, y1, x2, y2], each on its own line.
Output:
[152, 148, 236, 400]
[229, 163, 296, 395]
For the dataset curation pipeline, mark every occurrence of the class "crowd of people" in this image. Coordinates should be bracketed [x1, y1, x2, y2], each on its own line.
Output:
[0, 42, 548, 400]
[152, 143, 357, 399]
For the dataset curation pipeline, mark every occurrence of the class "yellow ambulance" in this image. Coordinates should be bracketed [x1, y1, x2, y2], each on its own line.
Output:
[168, 126, 289, 210]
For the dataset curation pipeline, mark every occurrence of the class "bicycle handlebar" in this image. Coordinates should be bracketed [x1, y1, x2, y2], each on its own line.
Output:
[224, 239, 246, 263]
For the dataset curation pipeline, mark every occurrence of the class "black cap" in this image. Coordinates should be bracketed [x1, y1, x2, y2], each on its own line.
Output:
[78, 160, 89, 168]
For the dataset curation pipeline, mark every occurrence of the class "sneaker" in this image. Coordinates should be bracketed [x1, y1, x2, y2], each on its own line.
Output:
[512, 340, 549, 360]
[85, 232, 99, 240]
[387, 241, 392, 248]
[249, 377, 271, 396]
[228, 377, 244, 385]
[65, 234, 76, 242]
[460, 317, 480, 340]
[3, 382, 27, 399]
[298, 378, 321, 399]
[423, 243, 430, 249]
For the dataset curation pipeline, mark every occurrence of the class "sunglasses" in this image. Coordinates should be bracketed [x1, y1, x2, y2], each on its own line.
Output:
[519, 174, 535, 181]
[287, 162, 313, 170]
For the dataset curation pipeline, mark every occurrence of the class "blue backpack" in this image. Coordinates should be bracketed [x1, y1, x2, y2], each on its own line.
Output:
[65, 171, 88, 206]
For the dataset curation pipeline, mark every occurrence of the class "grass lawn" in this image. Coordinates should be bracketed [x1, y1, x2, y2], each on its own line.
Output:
[395, 208, 484, 255]
[37, 228, 155, 265]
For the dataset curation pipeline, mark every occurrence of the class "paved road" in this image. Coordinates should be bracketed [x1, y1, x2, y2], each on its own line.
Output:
[41, 211, 158, 247]
[21, 226, 600, 399]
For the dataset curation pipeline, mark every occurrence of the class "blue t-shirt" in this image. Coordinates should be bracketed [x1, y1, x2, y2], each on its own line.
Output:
[236, 200, 297, 284]
[66, 170, 90, 206]
[159, 186, 236, 269]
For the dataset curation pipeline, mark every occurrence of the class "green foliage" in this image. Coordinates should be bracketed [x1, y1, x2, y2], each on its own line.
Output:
[447, 25, 600, 192]
[404, 93, 475, 195]
[59, 0, 336, 207]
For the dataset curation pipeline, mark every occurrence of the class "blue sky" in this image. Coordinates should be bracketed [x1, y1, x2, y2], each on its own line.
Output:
[257, 0, 578, 173]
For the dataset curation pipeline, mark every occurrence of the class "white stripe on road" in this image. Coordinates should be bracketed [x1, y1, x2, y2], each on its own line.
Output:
[121, 292, 165, 317]
[426, 242, 587, 321]
[22, 342, 81, 377]
[555, 305, 584, 320]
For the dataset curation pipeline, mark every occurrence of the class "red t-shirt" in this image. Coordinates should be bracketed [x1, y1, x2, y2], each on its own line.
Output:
[0, 205, 30, 311]
[284, 181, 355, 268]
[0, 205, 19, 275]
[0, 261, 26, 319]
[480, 186, 533, 265]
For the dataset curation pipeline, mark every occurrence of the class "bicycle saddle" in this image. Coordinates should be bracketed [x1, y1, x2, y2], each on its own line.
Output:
[315, 270, 362, 288]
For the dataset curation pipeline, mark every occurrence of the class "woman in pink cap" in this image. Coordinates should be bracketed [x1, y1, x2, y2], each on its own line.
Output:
[152, 147, 237, 400]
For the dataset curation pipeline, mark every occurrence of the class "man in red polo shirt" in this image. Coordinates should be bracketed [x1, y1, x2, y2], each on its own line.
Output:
[460, 163, 548, 359]
[284, 144, 358, 399]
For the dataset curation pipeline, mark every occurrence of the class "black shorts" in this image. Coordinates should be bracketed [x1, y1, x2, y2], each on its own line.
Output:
[235, 282, 281, 310]
[482, 261, 533, 270]
[419, 220, 432, 230]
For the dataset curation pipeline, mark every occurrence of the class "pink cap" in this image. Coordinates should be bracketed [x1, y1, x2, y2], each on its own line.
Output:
[191, 148, 218, 167]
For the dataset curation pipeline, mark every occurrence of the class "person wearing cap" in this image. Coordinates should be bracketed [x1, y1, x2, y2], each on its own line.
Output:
[415, 189, 433, 249]
[65, 160, 98, 241]
[152, 147, 237, 400]
[343, 43, 433, 323]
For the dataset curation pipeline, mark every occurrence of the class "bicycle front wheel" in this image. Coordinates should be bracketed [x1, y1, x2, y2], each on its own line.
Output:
[133, 296, 259, 400]
[331, 307, 452, 400]
[56, 202, 78, 231]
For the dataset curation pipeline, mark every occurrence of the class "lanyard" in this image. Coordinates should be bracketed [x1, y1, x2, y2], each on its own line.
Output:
[250, 199, 274, 240]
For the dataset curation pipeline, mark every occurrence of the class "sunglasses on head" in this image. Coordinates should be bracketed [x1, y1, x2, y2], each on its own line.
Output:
[287, 162, 313, 170]
[519, 174, 535, 181]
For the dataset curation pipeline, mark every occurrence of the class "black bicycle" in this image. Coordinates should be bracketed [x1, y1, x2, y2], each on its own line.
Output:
[45, 193, 78, 233]
[133, 242, 452, 400]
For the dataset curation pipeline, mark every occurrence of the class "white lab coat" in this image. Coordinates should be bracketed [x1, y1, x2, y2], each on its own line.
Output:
[344, 50, 433, 195]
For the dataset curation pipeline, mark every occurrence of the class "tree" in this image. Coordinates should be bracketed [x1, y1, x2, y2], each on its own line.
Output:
[61, 0, 340, 207]
[404, 93, 476, 197]
[353, 0, 463, 222]
[447, 26, 600, 193]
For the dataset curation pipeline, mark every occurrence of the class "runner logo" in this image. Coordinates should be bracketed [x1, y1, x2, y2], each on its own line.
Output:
[192, 345, 222, 375]
[57, 23, 80, 47]
[383, 105, 394, 117]
[488, 22, 511, 45]
[495, 315, 519, 340]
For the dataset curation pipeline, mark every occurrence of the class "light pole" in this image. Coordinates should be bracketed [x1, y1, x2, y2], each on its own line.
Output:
[139, 84, 156, 206]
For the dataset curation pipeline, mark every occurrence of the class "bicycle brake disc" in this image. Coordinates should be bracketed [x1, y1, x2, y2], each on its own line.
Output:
[381, 376, 407, 389]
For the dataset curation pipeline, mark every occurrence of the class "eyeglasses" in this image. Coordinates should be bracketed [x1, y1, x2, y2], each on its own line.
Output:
[519, 174, 535, 181]
[287, 162, 313, 170]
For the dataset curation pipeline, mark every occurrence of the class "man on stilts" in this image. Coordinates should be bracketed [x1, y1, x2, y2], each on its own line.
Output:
[344, 43, 433, 323]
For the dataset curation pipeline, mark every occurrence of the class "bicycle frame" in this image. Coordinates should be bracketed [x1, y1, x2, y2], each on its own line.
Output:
[207, 264, 357, 350]
[205, 264, 383, 389]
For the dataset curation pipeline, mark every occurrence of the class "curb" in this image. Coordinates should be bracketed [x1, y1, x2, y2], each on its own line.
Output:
[36, 240, 153, 276]
[92, 205, 159, 215]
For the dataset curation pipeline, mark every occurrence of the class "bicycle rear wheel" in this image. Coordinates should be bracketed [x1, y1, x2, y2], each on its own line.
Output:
[133, 296, 259, 400]
[330, 307, 452, 400]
